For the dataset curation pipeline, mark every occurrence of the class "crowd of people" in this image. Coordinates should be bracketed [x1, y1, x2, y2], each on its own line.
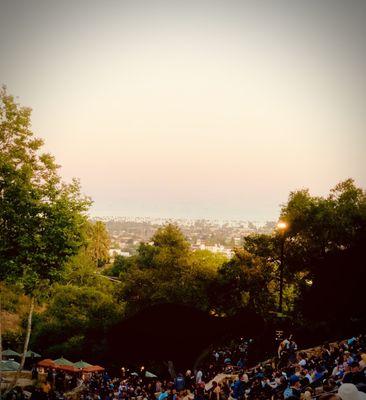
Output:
[4, 334, 366, 400]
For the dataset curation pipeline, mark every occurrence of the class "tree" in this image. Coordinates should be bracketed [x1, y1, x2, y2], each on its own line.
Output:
[105, 255, 135, 277]
[85, 220, 110, 267]
[63, 250, 111, 290]
[190, 250, 227, 272]
[279, 179, 366, 328]
[184, 250, 226, 311]
[31, 284, 123, 359]
[0, 87, 90, 386]
[242, 233, 305, 314]
[243, 234, 279, 261]
[210, 248, 274, 317]
[278, 179, 366, 271]
[120, 224, 191, 312]
[118, 224, 225, 314]
[239, 180, 366, 320]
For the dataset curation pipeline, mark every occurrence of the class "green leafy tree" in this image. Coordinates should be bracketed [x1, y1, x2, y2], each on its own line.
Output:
[243, 234, 279, 261]
[0, 87, 90, 384]
[120, 224, 223, 314]
[104, 255, 135, 277]
[210, 248, 274, 316]
[242, 233, 302, 314]
[279, 179, 366, 272]
[121, 224, 190, 312]
[190, 250, 227, 272]
[63, 250, 113, 290]
[85, 221, 110, 267]
[31, 284, 123, 358]
[279, 179, 366, 326]
[239, 179, 366, 318]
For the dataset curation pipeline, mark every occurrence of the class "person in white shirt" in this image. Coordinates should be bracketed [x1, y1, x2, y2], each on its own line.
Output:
[196, 369, 203, 384]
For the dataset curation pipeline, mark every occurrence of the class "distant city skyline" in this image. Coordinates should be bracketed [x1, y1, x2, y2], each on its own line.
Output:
[1, 0, 365, 220]
[90, 208, 279, 221]
[92, 215, 276, 224]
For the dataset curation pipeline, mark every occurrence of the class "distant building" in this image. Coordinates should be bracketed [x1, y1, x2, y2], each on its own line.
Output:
[234, 237, 241, 245]
[192, 243, 233, 258]
[109, 248, 130, 259]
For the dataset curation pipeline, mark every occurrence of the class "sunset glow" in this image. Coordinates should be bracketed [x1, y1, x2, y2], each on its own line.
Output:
[1, 0, 365, 218]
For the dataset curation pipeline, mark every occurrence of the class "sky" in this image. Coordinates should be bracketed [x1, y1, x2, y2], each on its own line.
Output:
[1, 0, 365, 220]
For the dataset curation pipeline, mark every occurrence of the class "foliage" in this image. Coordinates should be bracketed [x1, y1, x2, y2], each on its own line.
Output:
[63, 249, 111, 290]
[280, 179, 366, 269]
[0, 283, 23, 313]
[243, 234, 279, 261]
[117, 224, 228, 314]
[209, 248, 275, 316]
[190, 250, 228, 272]
[104, 255, 135, 277]
[30, 226, 121, 358]
[31, 284, 123, 358]
[119, 224, 189, 313]
[2, 330, 24, 352]
[85, 220, 110, 267]
[0, 86, 91, 381]
[29, 243, 124, 358]
[279, 180, 366, 324]
[234, 179, 366, 321]
[0, 86, 91, 294]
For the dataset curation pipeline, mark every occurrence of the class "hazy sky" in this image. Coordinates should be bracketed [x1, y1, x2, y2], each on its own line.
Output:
[1, 0, 365, 219]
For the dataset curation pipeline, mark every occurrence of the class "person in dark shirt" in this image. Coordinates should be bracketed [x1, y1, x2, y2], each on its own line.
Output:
[174, 374, 185, 391]
[343, 362, 366, 385]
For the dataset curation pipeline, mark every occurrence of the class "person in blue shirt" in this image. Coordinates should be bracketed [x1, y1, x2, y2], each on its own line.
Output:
[158, 388, 169, 400]
[283, 375, 301, 399]
[313, 366, 324, 382]
[174, 373, 185, 391]
[232, 373, 245, 400]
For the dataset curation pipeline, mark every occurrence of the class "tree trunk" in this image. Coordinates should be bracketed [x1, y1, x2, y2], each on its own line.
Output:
[8, 296, 35, 391]
[20, 296, 35, 369]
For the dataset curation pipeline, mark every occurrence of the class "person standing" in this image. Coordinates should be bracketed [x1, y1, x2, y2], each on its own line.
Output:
[232, 374, 245, 400]
[283, 375, 301, 399]
[175, 374, 185, 391]
[195, 369, 203, 384]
